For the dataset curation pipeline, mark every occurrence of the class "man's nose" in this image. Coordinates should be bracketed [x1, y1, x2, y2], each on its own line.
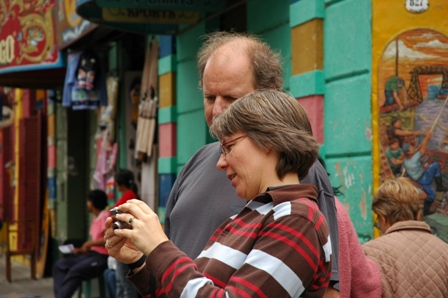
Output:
[212, 97, 226, 116]
[216, 153, 228, 171]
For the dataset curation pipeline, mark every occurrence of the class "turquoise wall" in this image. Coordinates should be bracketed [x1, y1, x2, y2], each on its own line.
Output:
[175, 24, 207, 172]
[323, 0, 373, 240]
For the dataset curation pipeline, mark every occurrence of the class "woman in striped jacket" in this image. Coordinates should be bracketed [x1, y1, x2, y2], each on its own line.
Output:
[104, 90, 332, 297]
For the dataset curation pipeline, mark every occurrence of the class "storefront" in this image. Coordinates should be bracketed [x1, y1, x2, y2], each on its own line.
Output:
[0, 0, 66, 278]
[3, 0, 448, 283]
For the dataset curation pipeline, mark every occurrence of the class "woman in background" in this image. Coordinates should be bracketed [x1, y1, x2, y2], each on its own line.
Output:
[112, 169, 139, 207]
[363, 177, 448, 297]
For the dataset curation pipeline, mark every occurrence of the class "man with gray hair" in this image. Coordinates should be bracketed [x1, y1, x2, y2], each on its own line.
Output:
[164, 31, 341, 295]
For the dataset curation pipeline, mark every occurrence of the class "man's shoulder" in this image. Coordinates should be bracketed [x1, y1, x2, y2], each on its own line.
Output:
[181, 142, 219, 167]
[190, 142, 220, 158]
[301, 160, 333, 194]
[176, 142, 221, 180]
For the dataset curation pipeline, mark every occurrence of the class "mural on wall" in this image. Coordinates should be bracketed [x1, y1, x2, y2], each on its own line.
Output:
[378, 29, 448, 215]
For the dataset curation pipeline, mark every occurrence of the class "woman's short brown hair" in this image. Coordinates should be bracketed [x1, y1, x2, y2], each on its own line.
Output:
[373, 177, 420, 225]
[197, 31, 283, 91]
[210, 90, 318, 181]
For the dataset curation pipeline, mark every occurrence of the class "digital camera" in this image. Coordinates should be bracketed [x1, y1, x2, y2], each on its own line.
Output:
[110, 207, 132, 230]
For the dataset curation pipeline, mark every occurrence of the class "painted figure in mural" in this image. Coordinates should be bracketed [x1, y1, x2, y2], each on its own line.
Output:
[363, 177, 448, 297]
[386, 117, 422, 147]
[384, 76, 408, 110]
[385, 138, 404, 176]
[104, 90, 332, 297]
[402, 131, 444, 215]
[162, 31, 341, 296]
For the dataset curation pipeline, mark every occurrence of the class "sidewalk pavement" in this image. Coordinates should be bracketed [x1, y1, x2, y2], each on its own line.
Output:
[0, 254, 53, 298]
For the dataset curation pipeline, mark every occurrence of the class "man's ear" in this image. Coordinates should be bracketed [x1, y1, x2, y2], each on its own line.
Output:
[269, 84, 277, 90]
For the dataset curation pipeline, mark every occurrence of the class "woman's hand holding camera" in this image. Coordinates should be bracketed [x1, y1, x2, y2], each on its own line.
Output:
[104, 199, 169, 263]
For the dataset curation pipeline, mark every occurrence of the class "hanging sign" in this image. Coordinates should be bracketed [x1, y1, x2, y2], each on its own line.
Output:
[96, 0, 226, 12]
[0, 0, 63, 74]
[102, 8, 200, 24]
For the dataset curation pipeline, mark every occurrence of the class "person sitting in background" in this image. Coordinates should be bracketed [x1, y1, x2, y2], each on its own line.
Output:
[363, 177, 448, 297]
[104, 90, 332, 297]
[53, 190, 109, 298]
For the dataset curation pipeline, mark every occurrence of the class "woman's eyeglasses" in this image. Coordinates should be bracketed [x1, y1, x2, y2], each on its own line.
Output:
[220, 135, 247, 156]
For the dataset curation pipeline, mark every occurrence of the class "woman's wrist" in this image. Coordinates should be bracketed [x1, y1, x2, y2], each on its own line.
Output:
[128, 254, 146, 271]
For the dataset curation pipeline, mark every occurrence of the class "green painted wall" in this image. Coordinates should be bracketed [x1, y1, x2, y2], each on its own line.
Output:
[323, 0, 373, 240]
[175, 24, 208, 169]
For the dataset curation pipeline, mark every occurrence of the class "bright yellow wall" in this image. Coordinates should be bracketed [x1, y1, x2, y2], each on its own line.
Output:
[10, 89, 23, 254]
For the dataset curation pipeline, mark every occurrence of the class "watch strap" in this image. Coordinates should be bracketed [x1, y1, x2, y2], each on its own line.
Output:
[128, 254, 146, 270]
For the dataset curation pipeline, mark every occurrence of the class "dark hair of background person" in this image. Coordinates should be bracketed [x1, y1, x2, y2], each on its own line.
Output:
[87, 189, 108, 210]
[114, 169, 139, 197]
[197, 31, 284, 91]
[318, 156, 344, 197]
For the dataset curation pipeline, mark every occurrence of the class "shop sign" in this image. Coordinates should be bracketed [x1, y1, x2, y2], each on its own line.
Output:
[0, 0, 62, 74]
[57, 0, 97, 49]
[97, 0, 226, 12]
[102, 8, 200, 24]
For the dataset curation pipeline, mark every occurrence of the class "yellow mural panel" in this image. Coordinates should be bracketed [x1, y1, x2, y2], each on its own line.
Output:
[372, 0, 448, 190]
[373, 1, 448, 238]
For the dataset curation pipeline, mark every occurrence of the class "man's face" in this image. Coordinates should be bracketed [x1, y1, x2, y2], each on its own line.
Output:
[202, 49, 256, 127]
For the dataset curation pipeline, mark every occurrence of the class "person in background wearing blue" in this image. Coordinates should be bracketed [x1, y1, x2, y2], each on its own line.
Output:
[53, 190, 109, 298]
